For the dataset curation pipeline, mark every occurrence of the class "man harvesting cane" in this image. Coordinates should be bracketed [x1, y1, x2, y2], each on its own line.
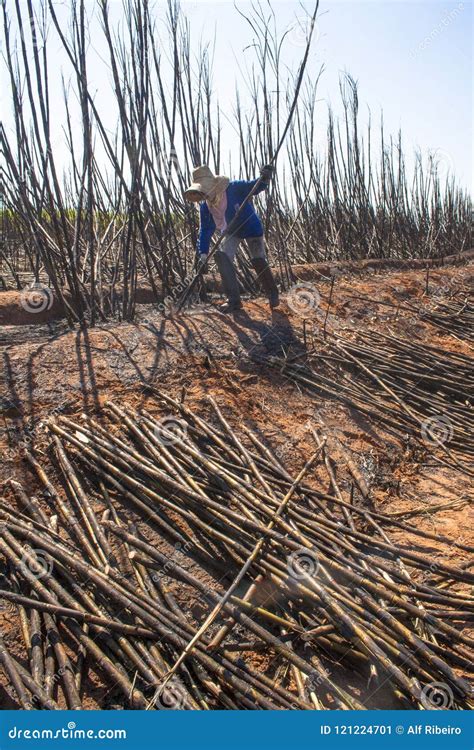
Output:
[184, 165, 279, 313]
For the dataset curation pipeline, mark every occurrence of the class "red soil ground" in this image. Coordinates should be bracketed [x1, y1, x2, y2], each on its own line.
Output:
[0, 259, 472, 709]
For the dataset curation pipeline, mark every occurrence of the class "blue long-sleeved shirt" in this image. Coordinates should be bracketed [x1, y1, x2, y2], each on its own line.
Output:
[197, 178, 268, 254]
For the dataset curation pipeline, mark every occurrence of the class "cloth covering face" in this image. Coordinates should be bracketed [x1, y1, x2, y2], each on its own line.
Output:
[207, 191, 228, 232]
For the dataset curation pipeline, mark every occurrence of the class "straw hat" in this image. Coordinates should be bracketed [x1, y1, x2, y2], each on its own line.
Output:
[184, 165, 229, 202]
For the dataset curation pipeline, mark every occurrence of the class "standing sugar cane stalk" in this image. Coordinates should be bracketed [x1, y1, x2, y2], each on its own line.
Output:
[184, 165, 280, 312]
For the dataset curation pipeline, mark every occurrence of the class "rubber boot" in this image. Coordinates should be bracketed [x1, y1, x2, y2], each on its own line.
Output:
[251, 258, 280, 308]
[214, 251, 243, 312]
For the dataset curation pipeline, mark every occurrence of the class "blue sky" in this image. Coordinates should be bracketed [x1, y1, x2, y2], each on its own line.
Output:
[1, 0, 472, 191]
[181, 0, 472, 189]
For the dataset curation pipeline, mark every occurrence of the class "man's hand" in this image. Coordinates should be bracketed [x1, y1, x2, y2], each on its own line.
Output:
[260, 164, 274, 181]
